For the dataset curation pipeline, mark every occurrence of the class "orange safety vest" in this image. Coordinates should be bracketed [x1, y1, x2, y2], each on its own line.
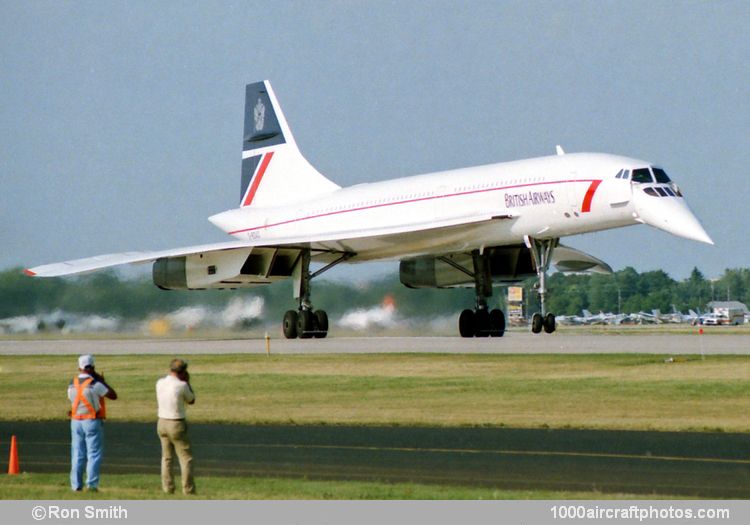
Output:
[71, 376, 106, 420]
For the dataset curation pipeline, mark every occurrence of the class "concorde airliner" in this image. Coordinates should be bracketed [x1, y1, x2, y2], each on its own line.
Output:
[26, 81, 713, 338]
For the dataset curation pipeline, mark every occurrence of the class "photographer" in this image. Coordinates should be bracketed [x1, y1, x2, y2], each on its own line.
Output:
[68, 354, 118, 492]
[155, 358, 196, 495]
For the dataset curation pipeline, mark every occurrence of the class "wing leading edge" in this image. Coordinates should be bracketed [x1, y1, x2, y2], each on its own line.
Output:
[26, 208, 508, 278]
[24, 241, 257, 278]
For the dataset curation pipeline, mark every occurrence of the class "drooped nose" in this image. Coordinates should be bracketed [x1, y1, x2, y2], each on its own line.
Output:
[633, 188, 714, 245]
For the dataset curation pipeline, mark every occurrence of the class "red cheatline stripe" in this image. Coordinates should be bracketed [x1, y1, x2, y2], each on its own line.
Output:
[228, 178, 599, 235]
[23, 269, 36, 276]
[581, 180, 602, 213]
[242, 151, 275, 207]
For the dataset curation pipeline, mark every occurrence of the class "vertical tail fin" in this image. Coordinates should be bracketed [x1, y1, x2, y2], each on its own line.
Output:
[240, 81, 339, 208]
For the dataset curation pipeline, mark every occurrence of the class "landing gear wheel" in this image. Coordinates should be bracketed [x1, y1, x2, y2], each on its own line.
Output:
[459, 309, 476, 338]
[313, 310, 328, 339]
[489, 309, 505, 337]
[283, 310, 299, 339]
[531, 313, 543, 334]
[297, 309, 314, 339]
[474, 309, 490, 337]
[543, 313, 556, 334]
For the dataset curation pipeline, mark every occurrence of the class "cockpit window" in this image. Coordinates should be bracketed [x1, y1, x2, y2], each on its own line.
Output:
[652, 167, 671, 183]
[631, 168, 653, 183]
[643, 186, 678, 198]
[616, 169, 631, 180]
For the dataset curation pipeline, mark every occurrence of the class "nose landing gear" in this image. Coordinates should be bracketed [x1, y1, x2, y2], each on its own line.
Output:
[531, 312, 556, 334]
[526, 236, 557, 335]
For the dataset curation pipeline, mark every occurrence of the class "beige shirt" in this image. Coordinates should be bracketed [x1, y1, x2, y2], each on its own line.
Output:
[156, 374, 195, 420]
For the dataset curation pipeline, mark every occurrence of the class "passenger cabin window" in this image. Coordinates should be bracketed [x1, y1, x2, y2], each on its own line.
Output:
[631, 168, 653, 183]
[652, 167, 671, 183]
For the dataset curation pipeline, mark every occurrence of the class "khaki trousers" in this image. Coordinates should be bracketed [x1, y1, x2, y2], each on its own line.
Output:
[157, 418, 194, 494]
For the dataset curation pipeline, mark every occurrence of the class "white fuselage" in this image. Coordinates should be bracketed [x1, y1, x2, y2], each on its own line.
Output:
[210, 152, 702, 261]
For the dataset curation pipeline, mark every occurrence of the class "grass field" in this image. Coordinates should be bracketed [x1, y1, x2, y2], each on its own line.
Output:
[1, 353, 749, 431]
[0, 473, 675, 500]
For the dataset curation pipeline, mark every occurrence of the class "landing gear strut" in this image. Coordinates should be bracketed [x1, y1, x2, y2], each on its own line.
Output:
[282, 249, 350, 339]
[456, 250, 505, 338]
[525, 236, 557, 334]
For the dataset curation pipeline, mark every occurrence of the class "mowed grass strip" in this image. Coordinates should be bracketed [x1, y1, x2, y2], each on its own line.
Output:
[0, 473, 676, 500]
[1, 354, 749, 431]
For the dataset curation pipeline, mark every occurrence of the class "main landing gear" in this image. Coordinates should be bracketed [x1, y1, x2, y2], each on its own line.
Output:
[282, 308, 328, 339]
[526, 236, 557, 335]
[457, 250, 505, 337]
[282, 249, 351, 339]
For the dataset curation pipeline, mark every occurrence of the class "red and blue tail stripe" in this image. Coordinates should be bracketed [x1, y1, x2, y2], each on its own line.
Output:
[240, 152, 275, 207]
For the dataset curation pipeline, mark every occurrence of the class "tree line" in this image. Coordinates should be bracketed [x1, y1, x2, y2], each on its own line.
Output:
[540, 267, 748, 315]
[1, 266, 748, 321]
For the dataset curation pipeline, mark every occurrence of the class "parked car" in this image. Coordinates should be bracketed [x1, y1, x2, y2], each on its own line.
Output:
[700, 314, 721, 325]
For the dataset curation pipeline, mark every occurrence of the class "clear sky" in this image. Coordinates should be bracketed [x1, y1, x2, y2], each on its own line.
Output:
[1, 1, 747, 281]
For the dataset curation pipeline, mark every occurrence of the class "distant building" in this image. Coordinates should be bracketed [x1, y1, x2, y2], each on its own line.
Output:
[707, 301, 747, 325]
[708, 301, 748, 313]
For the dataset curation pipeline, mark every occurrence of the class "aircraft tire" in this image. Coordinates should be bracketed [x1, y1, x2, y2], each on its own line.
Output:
[283, 310, 298, 339]
[489, 309, 505, 337]
[531, 313, 543, 334]
[297, 309, 314, 339]
[458, 309, 476, 338]
[474, 309, 490, 337]
[543, 313, 556, 334]
[313, 310, 328, 338]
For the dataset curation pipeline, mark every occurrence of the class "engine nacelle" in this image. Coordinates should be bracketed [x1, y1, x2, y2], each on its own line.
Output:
[152, 248, 254, 290]
[399, 244, 612, 289]
[153, 256, 188, 289]
[152, 247, 302, 290]
[400, 246, 535, 289]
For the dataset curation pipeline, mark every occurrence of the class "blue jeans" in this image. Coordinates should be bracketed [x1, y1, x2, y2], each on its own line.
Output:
[70, 419, 104, 490]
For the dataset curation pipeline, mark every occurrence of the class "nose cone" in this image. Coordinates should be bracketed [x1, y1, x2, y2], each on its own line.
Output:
[633, 188, 714, 245]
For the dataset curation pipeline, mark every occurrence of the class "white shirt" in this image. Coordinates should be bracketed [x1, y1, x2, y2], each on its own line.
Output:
[156, 374, 195, 420]
[67, 373, 109, 417]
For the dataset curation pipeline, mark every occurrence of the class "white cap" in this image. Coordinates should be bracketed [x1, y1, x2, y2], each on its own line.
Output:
[78, 354, 95, 369]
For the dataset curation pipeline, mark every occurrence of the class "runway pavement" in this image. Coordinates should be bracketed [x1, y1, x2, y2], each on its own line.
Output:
[1, 332, 749, 355]
[2, 422, 749, 498]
